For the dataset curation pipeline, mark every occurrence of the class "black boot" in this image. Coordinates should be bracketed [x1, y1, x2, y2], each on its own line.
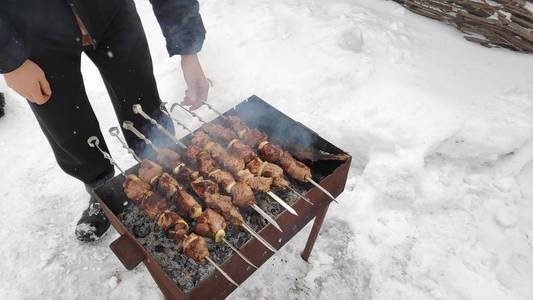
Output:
[75, 168, 114, 243]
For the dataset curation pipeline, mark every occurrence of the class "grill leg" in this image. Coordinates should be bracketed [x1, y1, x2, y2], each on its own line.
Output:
[301, 203, 330, 261]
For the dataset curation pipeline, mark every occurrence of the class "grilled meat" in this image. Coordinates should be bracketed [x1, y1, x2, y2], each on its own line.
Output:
[202, 123, 237, 143]
[197, 151, 217, 175]
[236, 169, 273, 193]
[259, 142, 284, 162]
[247, 157, 282, 178]
[153, 172, 179, 199]
[226, 115, 246, 133]
[272, 176, 289, 189]
[222, 154, 245, 176]
[204, 193, 244, 226]
[141, 193, 169, 219]
[156, 148, 181, 171]
[123, 174, 152, 203]
[231, 181, 256, 208]
[204, 141, 227, 160]
[156, 210, 189, 240]
[174, 164, 199, 185]
[183, 144, 202, 166]
[191, 177, 220, 199]
[138, 159, 163, 184]
[194, 208, 227, 242]
[241, 128, 268, 148]
[191, 131, 211, 148]
[173, 189, 203, 219]
[208, 169, 235, 193]
[183, 233, 209, 264]
[279, 151, 311, 182]
[227, 139, 256, 163]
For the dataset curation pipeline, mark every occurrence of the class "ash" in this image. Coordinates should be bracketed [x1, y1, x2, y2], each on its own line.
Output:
[117, 181, 307, 292]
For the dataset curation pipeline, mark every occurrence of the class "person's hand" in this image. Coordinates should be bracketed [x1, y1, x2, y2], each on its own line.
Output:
[180, 54, 209, 110]
[4, 59, 52, 105]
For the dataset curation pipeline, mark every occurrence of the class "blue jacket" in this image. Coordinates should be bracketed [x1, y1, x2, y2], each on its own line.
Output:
[0, 0, 206, 73]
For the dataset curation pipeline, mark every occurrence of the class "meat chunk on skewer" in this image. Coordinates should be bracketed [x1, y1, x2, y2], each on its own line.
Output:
[183, 144, 202, 166]
[191, 177, 220, 199]
[204, 193, 244, 226]
[194, 209, 227, 242]
[246, 157, 288, 188]
[138, 159, 163, 184]
[231, 181, 256, 207]
[236, 169, 273, 193]
[174, 189, 203, 219]
[259, 142, 284, 162]
[197, 151, 217, 175]
[227, 139, 256, 163]
[202, 123, 237, 143]
[123, 174, 152, 203]
[183, 233, 209, 264]
[191, 131, 211, 148]
[222, 154, 245, 176]
[156, 210, 189, 241]
[279, 151, 312, 182]
[153, 173, 179, 199]
[141, 193, 169, 219]
[208, 169, 235, 193]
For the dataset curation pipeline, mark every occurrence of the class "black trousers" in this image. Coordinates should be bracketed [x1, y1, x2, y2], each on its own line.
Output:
[28, 2, 174, 185]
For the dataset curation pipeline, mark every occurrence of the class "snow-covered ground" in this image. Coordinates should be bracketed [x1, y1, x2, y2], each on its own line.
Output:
[1, 0, 533, 299]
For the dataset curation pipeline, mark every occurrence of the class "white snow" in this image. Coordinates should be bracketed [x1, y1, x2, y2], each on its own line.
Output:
[1, 0, 533, 299]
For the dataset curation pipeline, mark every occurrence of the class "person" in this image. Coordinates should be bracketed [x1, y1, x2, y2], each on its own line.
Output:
[0, 0, 210, 242]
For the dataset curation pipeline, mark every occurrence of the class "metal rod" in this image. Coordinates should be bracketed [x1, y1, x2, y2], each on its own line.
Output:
[201, 100, 227, 120]
[87, 136, 126, 176]
[287, 185, 314, 206]
[305, 176, 339, 203]
[205, 256, 239, 287]
[171, 102, 207, 124]
[160, 103, 194, 134]
[132, 104, 187, 149]
[122, 121, 159, 153]
[222, 238, 258, 269]
[251, 203, 283, 232]
[109, 127, 142, 162]
[266, 191, 298, 216]
[240, 222, 277, 253]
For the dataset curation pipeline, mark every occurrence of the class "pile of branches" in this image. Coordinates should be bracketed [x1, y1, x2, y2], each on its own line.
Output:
[392, 0, 533, 53]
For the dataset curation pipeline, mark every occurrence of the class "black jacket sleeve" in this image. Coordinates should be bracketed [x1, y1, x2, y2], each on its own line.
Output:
[0, 18, 30, 74]
[149, 0, 206, 56]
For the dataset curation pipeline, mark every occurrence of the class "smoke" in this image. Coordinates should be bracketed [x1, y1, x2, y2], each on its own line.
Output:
[229, 95, 316, 150]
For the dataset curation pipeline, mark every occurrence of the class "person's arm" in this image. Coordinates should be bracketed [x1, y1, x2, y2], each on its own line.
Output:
[149, 0, 209, 110]
[1, 18, 51, 104]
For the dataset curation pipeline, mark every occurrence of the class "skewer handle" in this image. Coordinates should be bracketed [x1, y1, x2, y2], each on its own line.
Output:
[160, 103, 194, 134]
[122, 121, 159, 153]
[133, 104, 187, 149]
[109, 127, 142, 162]
[201, 101, 227, 120]
[87, 136, 126, 177]
[171, 103, 207, 124]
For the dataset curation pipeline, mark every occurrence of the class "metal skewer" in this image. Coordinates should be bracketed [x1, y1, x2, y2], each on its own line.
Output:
[305, 176, 339, 203]
[132, 104, 187, 149]
[122, 121, 159, 153]
[201, 100, 227, 120]
[109, 127, 142, 162]
[160, 103, 194, 134]
[222, 238, 258, 269]
[173, 102, 300, 214]
[205, 256, 239, 287]
[87, 136, 126, 176]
